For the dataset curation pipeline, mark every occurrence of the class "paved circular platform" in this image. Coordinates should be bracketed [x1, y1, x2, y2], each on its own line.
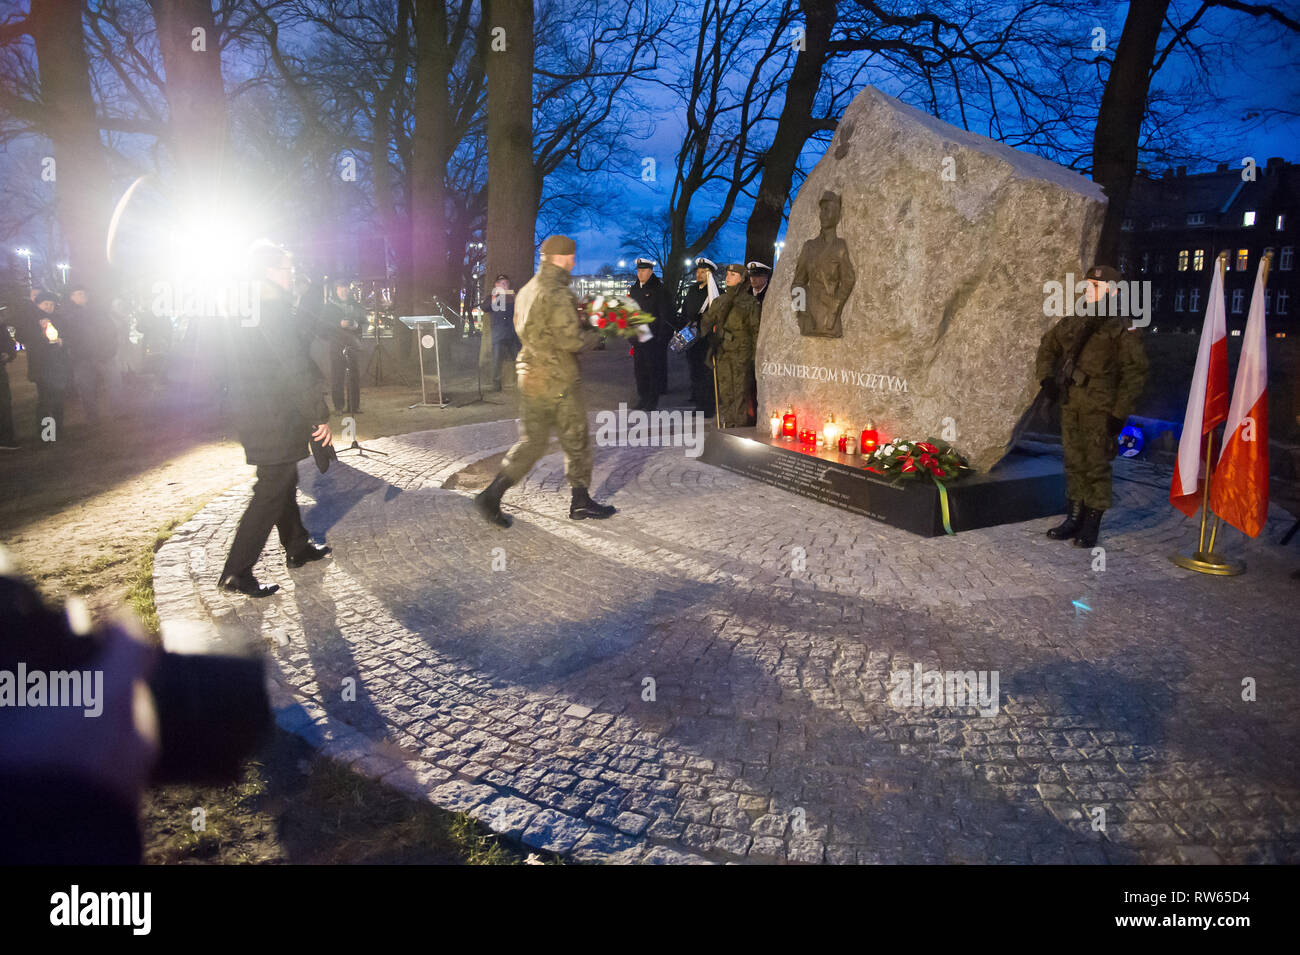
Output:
[155, 419, 1300, 864]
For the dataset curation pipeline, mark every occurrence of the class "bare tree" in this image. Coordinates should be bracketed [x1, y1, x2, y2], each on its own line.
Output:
[662, 0, 796, 298]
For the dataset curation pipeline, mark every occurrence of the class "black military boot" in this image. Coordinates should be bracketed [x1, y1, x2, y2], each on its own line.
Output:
[570, 485, 616, 520]
[1046, 499, 1084, 540]
[1072, 507, 1103, 548]
[474, 474, 514, 528]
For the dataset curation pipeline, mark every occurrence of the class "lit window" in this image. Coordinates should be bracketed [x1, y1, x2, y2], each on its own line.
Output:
[1188, 213, 1205, 225]
[1175, 289, 1185, 312]
[1279, 289, 1290, 314]
[1231, 329, 1242, 337]
[1281, 246, 1294, 271]
[1236, 249, 1249, 271]
[1277, 214, 1286, 231]
[1178, 250, 1189, 271]
[1243, 211, 1256, 227]
[1155, 255, 1165, 273]
[1118, 253, 1128, 274]
[1193, 249, 1204, 271]
[1141, 253, 1149, 273]
[1190, 288, 1201, 312]
[1153, 288, 1163, 311]
[1231, 289, 1244, 314]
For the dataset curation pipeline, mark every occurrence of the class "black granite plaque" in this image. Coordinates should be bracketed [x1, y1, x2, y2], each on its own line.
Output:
[700, 428, 1065, 536]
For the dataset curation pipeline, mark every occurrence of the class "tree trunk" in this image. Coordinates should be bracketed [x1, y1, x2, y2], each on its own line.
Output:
[411, 0, 454, 320]
[745, 0, 835, 265]
[482, 0, 536, 370]
[147, 0, 229, 191]
[1092, 0, 1170, 268]
[28, 0, 112, 294]
[372, 0, 412, 354]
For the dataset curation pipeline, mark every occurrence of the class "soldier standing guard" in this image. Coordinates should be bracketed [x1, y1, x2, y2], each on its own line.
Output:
[1035, 264, 1149, 548]
[474, 235, 617, 527]
[705, 263, 761, 428]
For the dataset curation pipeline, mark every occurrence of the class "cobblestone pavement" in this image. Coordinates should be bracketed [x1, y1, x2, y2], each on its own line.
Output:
[155, 419, 1300, 864]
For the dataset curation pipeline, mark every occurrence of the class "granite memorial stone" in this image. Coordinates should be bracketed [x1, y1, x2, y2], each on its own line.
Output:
[757, 86, 1106, 472]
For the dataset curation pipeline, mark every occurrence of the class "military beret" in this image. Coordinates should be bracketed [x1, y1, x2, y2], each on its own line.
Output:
[745, 261, 772, 275]
[540, 234, 577, 255]
[1086, 264, 1122, 283]
[634, 257, 657, 269]
[694, 257, 717, 271]
[724, 263, 749, 278]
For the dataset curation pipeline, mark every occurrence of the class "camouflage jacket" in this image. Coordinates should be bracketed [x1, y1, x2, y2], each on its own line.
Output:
[706, 283, 760, 362]
[1035, 314, 1149, 418]
[514, 260, 596, 398]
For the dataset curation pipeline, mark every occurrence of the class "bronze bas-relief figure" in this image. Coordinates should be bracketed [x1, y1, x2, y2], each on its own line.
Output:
[792, 190, 857, 338]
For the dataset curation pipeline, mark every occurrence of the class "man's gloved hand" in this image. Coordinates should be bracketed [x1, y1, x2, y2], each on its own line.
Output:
[1107, 415, 1124, 437]
[1040, 378, 1060, 403]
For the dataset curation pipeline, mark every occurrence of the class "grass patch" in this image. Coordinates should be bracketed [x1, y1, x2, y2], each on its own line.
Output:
[125, 511, 196, 638]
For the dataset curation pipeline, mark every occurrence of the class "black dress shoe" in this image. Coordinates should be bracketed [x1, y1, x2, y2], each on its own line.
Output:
[286, 543, 332, 568]
[218, 574, 279, 598]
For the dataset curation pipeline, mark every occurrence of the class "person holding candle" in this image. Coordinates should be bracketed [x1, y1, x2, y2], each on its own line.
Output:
[19, 292, 71, 442]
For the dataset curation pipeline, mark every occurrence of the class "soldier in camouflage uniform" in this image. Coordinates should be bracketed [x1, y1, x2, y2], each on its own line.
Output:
[1035, 263, 1149, 548]
[474, 235, 616, 527]
[705, 263, 761, 428]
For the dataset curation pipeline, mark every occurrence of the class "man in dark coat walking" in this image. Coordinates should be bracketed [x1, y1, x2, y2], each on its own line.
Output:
[627, 257, 671, 410]
[218, 241, 332, 598]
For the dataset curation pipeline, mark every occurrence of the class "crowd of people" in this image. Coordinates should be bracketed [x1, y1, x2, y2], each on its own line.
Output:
[0, 284, 124, 449]
[482, 255, 773, 429]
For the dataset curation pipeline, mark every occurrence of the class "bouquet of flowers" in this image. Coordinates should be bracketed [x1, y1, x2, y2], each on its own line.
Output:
[578, 294, 655, 341]
[864, 438, 972, 484]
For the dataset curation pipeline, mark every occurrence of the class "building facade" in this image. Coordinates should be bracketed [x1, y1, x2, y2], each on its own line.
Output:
[1117, 157, 1297, 336]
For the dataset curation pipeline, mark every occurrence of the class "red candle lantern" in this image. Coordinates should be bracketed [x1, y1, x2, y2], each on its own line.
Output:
[860, 420, 879, 455]
[782, 407, 797, 441]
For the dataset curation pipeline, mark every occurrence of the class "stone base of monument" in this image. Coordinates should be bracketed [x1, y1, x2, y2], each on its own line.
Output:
[701, 428, 1065, 536]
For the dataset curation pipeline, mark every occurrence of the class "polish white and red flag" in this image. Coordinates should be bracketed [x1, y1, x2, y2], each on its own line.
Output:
[1211, 257, 1271, 537]
[1170, 261, 1229, 516]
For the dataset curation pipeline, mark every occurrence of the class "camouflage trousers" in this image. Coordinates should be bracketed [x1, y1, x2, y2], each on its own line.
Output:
[1061, 402, 1117, 512]
[714, 354, 754, 429]
[501, 389, 592, 488]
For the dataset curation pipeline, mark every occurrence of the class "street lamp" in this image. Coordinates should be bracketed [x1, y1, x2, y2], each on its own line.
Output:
[774, 240, 785, 261]
[57, 262, 70, 285]
[14, 247, 32, 285]
[618, 260, 626, 268]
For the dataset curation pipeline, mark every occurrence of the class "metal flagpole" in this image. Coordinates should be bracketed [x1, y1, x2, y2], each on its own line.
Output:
[1171, 250, 1246, 575]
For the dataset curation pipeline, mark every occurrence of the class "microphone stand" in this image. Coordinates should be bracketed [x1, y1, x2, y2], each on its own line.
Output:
[337, 438, 388, 458]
